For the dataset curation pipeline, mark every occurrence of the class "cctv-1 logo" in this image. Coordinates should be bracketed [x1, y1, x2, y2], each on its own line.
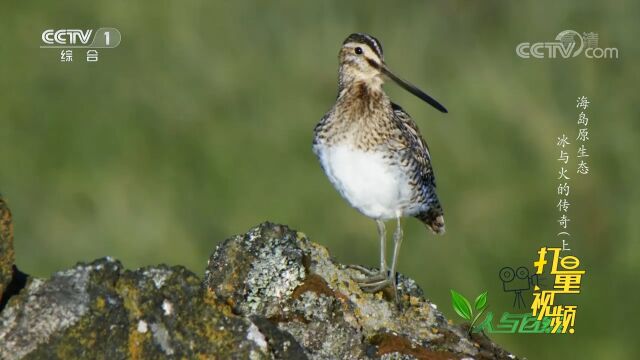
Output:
[41, 28, 121, 48]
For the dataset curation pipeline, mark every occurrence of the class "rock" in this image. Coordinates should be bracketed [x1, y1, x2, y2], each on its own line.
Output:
[204, 222, 516, 360]
[0, 216, 517, 359]
[0, 195, 14, 301]
[0, 258, 280, 359]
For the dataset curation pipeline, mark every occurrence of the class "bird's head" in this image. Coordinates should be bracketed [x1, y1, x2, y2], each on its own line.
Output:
[338, 33, 448, 113]
[339, 33, 385, 89]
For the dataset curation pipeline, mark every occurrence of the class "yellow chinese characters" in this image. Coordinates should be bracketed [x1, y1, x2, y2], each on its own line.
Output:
[531, 247, 585, 334]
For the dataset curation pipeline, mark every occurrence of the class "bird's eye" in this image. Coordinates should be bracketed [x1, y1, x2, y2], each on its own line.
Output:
[354, 47, 363, 55]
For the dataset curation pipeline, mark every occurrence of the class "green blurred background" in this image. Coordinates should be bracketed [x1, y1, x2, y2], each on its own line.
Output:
[1, 1, 638, 358]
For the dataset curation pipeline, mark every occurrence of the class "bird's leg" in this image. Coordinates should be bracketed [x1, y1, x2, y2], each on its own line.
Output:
[356, 217, 403, 296]
[377, 219, 388, 274]
[389, 216, 404, 302]
[350, 220, 390, 289]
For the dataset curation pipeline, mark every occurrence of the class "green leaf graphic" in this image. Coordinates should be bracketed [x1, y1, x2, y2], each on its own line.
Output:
[474, 291, 488, 311]
[450, 289, 473, 320]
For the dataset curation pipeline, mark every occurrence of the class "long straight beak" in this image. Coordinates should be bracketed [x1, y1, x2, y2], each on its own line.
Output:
[382, 65, 448, 113]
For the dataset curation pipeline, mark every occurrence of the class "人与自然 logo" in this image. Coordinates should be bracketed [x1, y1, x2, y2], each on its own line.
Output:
[41, 28, 121, 63]
[450, 247, 585, 335]
[516, 30, 618, 59]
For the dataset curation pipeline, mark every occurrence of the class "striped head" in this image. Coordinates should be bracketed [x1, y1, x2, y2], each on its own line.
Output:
[339, 33, 385, 88]
[337, 33, 448, 113]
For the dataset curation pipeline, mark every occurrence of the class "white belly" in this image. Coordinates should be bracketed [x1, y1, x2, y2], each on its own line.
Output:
[315, 144, 414, 220]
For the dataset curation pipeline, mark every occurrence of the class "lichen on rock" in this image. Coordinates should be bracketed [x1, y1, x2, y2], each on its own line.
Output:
[0, 212, 517, 359]
[0, 258, 273, 359]
[205, 223, 307, 318]
[203, 222, 517, 360]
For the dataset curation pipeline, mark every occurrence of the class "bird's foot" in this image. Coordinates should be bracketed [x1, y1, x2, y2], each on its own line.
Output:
[347, 264, 384, 277]
[358, 277, 393, 293]
[347, 265, 395, 294]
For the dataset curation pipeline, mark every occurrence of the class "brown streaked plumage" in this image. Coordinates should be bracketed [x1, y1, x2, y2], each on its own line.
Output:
[312, 33, 447, 300]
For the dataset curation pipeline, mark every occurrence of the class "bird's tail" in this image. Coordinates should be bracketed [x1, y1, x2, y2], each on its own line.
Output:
[415, 206, 445, 235]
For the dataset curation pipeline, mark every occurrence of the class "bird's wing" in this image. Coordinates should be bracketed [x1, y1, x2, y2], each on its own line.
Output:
[390, 102, 436, 187]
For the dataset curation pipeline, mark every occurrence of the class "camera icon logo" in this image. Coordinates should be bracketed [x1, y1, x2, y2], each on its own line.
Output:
[499, 266, 539, 309]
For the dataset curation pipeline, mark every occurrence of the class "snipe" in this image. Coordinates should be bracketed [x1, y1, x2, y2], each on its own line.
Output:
[312, 33, 448, 300]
